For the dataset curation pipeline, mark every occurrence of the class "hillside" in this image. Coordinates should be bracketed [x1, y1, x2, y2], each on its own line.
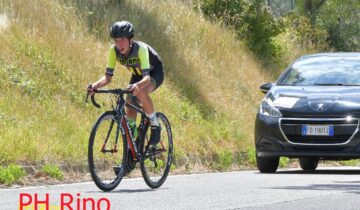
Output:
[0, 0, 269, 169]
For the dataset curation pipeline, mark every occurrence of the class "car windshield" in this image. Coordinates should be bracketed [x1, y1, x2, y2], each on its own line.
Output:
[278, 56, 360, 86]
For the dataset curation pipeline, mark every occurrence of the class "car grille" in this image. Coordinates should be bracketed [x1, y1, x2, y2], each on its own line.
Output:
[279, 118, 359, 145]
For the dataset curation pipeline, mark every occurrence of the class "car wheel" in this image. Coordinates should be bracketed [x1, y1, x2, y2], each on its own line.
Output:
[256, 155, 279, 173]
[299, 158, 319, 171]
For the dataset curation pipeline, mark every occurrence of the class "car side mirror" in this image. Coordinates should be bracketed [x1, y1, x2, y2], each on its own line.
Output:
[260, 83, 274, 94]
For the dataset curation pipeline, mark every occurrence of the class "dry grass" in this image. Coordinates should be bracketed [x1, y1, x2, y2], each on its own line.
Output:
[0, 0, 271, 169]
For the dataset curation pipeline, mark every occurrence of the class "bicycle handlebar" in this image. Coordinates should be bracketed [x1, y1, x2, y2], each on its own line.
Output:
[90, 95, 101, 108]
[85, 88, 132, 108]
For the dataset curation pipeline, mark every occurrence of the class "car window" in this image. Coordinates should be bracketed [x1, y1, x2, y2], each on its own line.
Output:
[278, 57, 360, 86]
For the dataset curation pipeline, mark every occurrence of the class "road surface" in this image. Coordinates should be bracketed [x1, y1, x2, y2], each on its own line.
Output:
[1, 167, 360, 210]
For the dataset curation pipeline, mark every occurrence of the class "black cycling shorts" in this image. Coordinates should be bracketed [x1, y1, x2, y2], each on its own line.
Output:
[129, 64, 164, 91]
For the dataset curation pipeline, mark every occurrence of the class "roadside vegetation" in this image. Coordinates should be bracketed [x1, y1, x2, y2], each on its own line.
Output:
[0, 164, 26, 186]
[0, 0, 267, 172]
[40, 164, 64, 180]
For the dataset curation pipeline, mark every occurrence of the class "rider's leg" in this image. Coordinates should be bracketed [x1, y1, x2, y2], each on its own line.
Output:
[135, 66, 164, 146]
[126, 76, 140, 138]
[135, 81, 156, 118]
[126, 75, 141, 121]
[125, 98, 138, 139]
[134, 80, 162, 146]
[125, 98, 138, 120]
[136, 71, 163, 115]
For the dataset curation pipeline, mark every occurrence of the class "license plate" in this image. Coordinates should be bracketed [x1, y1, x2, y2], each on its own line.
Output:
[301, 125, 334, 136]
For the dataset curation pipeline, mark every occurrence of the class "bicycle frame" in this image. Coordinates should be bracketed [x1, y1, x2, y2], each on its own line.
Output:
[113, 95, 150, 162]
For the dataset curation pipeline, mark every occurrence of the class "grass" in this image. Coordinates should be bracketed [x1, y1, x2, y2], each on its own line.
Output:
[41, 164, 64, 180]
[0, 164, 26, 186]
[0, 0, 306, 170]
[279, 157, 290, 168]
[213, 150, 233, 170]
[339, 160, 359, 167]
[246, 147, 257, 166]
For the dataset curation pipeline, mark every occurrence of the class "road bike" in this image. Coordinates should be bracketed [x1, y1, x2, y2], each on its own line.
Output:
[86, 88, 173, 191]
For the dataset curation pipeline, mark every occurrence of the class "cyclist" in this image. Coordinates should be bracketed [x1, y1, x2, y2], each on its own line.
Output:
[87, 20, 164, 147]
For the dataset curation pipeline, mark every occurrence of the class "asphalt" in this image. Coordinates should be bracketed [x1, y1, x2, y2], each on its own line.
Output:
[2, 167, 360, 210]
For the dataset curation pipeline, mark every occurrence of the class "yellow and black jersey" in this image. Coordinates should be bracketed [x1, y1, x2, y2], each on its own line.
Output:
[105, 41, 163, 77]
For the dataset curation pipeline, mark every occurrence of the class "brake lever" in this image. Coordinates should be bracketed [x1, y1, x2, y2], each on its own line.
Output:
[85, 92, 90, 103]
[85, 83, 92, 103]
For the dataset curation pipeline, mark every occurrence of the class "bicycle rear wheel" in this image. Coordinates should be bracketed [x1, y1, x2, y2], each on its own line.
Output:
[88, 111, 127, 191]
[140, 112, 173, 189]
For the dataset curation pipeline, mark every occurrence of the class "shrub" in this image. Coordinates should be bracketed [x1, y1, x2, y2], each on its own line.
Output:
[0, 164, 26, 185]
[41, 164, 64, 180]
[198, 0, 284, 65]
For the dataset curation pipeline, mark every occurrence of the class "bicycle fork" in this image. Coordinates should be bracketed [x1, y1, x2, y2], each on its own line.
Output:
[100, 119, 118, 153]
[99, 114, 132, 155]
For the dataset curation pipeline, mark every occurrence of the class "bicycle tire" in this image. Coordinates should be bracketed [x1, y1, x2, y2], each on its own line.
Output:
[88, 111, 127, 191]
[140, 112, 173, 189]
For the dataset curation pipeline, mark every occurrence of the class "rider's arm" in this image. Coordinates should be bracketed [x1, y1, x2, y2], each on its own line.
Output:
[92, 75, 112, 89]
[92, 46, 116, 89]
[135, 44, 151, 89]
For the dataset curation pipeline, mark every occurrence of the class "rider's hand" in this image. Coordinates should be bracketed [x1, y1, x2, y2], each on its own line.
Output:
[127, 83, 137, 91]
[87, 84, 97, 96]
[127, 83, 139, 96]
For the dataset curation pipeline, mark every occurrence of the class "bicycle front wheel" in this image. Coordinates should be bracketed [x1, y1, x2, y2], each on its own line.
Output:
[88, 111, 127, 191]
[140, 112, 173, 189]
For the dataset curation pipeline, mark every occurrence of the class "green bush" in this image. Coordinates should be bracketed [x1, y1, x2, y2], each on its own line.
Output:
[272, 13, 330, 72]
[41, 164, 64, 180]
[0, 164, 26, 185]
[198, 0, 284, 66]
[317, 0, 360, 51]
[282, 13, 329, 51]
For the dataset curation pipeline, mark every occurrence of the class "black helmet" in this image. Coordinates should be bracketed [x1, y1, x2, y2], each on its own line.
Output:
[109, 21, 135, 39]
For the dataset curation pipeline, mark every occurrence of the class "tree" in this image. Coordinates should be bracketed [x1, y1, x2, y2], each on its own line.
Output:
[304, 0, 326, 26]
[317, 0, 360, 51]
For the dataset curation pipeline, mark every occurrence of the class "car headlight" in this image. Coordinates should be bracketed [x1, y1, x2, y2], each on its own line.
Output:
[259, 99, 282, 117]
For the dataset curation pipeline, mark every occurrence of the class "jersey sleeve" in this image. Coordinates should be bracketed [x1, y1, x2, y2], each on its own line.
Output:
[106, 45, 117, 76]
[138, 44, 151, 76]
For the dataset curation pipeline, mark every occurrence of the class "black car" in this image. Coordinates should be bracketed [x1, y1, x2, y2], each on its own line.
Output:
[255, 52, 360, 173]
